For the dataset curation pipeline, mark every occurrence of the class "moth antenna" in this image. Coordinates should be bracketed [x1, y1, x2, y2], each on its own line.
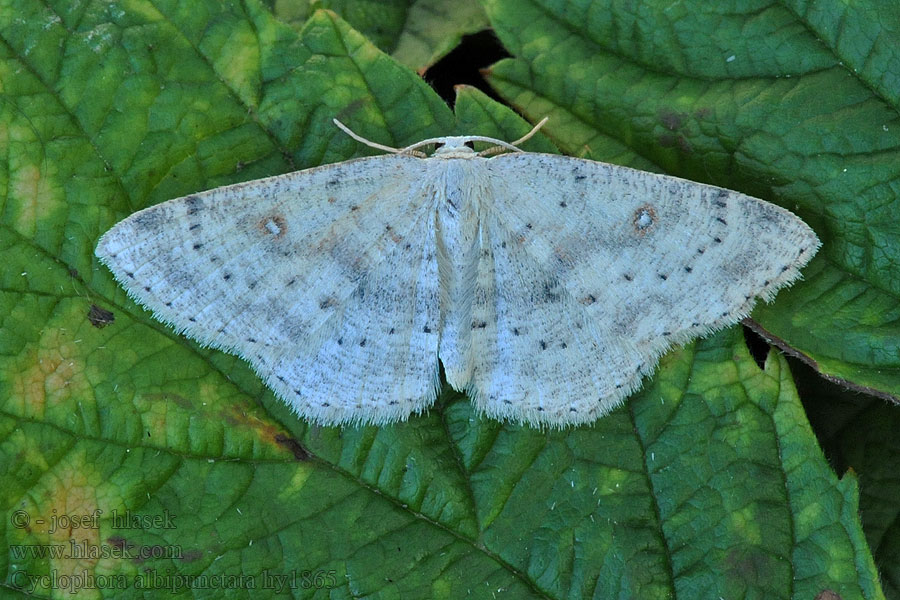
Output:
[333, 119, 403, 154]
[510, 116, 549, 147]
[478, 144, 514, 158]
[477, 117, 550, 157]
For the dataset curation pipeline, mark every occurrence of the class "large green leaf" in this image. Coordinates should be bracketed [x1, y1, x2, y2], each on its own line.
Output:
[0, 2, 886, 599]
[482, 0, 900, 405]
[264, 0, 488, 71]
[793, 370, 900, 599]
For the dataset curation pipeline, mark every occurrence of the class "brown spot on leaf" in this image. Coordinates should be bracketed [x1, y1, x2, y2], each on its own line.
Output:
[180, 549, 203, 562]
[659, 109, 685, 130]
[107, 536, 128, 550]
[88, 304, 115, 328]
[274, 434, 311, 461]
[814, 591, 842, 600]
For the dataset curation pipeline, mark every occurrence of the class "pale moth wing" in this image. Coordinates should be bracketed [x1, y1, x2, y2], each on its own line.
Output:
[97, 120, 819, 427]
[466, 155, 820, 425]
[97, 157, 443, 424]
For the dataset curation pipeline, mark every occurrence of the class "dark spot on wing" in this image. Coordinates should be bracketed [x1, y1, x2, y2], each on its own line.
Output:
[185, 195, 201, 215]
[542, 281, 562, 303]
[423, 326, 432, 334]
[632, 204, 657, 234]
[658, 274, 668, 280]
[624, 274, 633, 281]
[513, 327, 520, 336]
[223, 273, 231, 281]
[713, 236, 722, 243]
[192, 243, 202, 250]
[359, 338, 366, 347]
[189, 223, 201, 231]
[580, 294, 597, 305]
[716, 217, 727, 225]
[132, 211, 162, 228]
[319, 297, 337, 310]
[257, 214, 287, 239]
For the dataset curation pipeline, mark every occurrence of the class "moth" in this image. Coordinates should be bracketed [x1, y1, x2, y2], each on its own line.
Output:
[96, 119, 819, 427]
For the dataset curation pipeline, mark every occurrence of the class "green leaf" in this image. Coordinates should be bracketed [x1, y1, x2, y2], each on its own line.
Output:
[482, 0, 900, 405]
[0, 2, 885, 599]
[795, 371, 900, 600]
[264, 0, 489, 71]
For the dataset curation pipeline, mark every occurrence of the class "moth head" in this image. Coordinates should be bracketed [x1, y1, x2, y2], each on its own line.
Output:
[431, 137, 478, 158]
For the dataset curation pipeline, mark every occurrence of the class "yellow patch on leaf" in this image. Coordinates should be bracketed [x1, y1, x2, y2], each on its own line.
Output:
[11, 329, 89, 419]
[10, 160, 63, 237]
